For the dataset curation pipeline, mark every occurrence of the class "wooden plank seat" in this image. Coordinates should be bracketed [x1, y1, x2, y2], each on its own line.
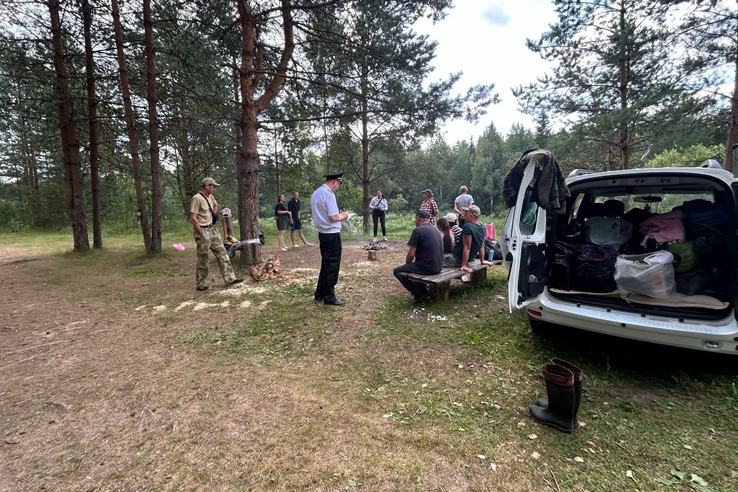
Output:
[398, 260, 491, 301]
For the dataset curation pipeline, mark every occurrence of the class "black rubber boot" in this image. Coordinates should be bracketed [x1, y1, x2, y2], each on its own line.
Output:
[535, 358, 583, 425]
[529, 363, 576, 433]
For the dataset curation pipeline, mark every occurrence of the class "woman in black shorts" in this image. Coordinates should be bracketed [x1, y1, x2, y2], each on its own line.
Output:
[275, 193, 291, 251]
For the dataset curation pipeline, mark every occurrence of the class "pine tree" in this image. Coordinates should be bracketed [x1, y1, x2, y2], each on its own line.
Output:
[294, 0, 497, 233]
[680, 0, 738, 170]
[514, 0, 708, 169]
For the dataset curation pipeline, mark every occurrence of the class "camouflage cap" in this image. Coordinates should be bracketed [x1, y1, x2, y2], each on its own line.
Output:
[462, 205, 481, 217]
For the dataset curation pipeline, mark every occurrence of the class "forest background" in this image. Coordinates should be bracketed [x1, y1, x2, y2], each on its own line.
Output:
[0, 0, 736, 259]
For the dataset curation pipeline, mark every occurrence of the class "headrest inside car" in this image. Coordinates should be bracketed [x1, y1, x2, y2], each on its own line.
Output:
[603, 199, 625, 217]
[582, 202, 605, 219]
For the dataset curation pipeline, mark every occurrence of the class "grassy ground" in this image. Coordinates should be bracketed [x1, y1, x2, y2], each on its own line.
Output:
[0, 228, 736, 491]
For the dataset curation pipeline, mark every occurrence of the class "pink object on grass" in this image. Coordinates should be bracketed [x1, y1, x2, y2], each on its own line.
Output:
[173, 243, 185, 251]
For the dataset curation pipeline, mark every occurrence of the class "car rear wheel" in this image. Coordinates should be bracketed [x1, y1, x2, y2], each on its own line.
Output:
[529, 318, 553, 335]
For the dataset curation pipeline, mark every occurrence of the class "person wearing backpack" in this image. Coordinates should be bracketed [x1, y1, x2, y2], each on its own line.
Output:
[189, 178, 243, 291]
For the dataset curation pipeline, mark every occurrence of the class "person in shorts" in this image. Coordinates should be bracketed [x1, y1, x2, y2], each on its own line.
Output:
[288, 190, 313, 247]
[275, 193, 291, 251]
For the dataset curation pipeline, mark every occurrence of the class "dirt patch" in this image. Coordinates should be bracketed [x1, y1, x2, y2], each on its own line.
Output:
[0, 238, 483, 490]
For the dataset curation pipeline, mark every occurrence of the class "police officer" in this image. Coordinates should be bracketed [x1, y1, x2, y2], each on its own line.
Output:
[311, 171, 350, 305]
[189, 177, 242, 291]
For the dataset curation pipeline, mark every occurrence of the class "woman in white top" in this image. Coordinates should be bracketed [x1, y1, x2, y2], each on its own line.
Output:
[369, 190, 388, 241]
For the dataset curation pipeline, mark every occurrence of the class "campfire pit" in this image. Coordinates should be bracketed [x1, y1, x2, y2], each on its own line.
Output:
[363, 241, 389, 260]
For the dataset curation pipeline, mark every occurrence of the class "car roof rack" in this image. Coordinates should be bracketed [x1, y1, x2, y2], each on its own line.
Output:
[699, 159, 721, 168]
[567, 169, 597, 178]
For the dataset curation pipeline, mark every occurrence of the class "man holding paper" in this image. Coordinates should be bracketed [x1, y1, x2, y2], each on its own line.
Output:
[311, 171, 350, 305]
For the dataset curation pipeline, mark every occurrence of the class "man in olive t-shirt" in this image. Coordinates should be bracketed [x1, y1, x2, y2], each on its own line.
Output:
[188, 177, 242, 291]
[393, 210, 443, 302]
[443, 205, 494, 272]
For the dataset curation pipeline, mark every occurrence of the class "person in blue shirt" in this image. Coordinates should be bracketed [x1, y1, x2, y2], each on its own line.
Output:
[311, 171, 350, 305]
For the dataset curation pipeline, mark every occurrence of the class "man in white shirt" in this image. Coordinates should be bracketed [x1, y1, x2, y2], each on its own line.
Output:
[311, 171, 350, 305]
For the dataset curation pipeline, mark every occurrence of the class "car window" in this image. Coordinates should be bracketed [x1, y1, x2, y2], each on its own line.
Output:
[591, 193, 713, 215]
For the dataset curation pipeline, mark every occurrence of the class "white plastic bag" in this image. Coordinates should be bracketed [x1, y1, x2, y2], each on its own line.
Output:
[614, 251, 676, 299]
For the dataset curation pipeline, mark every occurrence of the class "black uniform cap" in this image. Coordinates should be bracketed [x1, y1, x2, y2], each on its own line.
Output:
[324, 170, 344, 180]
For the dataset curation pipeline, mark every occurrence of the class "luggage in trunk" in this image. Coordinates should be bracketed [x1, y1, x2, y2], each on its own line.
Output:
[571, 244, 618, 292]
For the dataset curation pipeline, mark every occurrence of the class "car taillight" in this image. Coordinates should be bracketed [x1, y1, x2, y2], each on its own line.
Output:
[527, 308, 542, 317]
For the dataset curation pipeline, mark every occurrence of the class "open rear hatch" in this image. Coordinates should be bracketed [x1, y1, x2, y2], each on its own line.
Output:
[544, 170, 737, 321]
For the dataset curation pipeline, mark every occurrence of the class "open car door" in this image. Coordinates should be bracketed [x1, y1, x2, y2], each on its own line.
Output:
[506, 162, 548, 312]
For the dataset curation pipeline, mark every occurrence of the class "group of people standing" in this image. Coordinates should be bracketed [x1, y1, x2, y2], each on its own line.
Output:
[275, 191, 313, 251]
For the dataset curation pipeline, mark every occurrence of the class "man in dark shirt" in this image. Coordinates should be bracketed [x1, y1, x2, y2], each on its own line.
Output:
[288, 190, 313, 247]
[393, 210, 443, 302]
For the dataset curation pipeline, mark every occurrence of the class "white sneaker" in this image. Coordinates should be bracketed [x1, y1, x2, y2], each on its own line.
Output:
[383, 236, 388, 241]
[280, 247, 289, 252]
[293, 244, 299, 248]
[373, 237, 377, 242]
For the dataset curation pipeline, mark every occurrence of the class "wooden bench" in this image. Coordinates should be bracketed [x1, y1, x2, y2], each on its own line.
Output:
[398, 260, 493, 301]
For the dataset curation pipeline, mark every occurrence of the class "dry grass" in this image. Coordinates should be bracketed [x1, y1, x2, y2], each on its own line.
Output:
[1, 233, 737, 491]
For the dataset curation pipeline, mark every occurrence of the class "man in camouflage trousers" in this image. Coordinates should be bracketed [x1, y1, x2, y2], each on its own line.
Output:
[189, 177, 242, 291]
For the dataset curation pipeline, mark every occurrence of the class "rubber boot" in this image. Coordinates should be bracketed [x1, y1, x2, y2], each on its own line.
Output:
[535, 358, 583, 425]
[529, 363, 576, 433]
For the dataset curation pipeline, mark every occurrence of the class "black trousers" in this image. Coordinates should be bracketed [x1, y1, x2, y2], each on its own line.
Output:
[393, 262, 438, 299]
[372, 209, 386, 237]
[315, 232, 342, 301]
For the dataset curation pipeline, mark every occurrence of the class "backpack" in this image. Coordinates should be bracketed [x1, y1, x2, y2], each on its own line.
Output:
[667, 241, 696, 273]
[572, 244, 618, 292]
[484, 237, 502, 260]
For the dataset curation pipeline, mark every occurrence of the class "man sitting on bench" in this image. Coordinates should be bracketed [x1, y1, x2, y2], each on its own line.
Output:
[443, 205, 494, 273]
[393, 210, 443, 303]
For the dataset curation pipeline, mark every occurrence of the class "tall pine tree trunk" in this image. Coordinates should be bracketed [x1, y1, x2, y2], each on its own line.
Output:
[112, 0, 152, 252]
[274, 131, 280, 197]
[237, 0, 261, 266]
[48, 0, 89, 251]
[617, 0, 630, 170]
[361, 64, 371, 235]
[176, 122, 195, 216]
[724, 45, 738, 171]
[82, 0, 102, 249]
[144, 0, 162, 252]
[236, 0, 295, 266]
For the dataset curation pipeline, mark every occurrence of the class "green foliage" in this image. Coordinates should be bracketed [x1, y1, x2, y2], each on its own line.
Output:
[644, 144, 724, 169]
[0, 0, 732, 246]
[514, 0, 718, 169]
[388, 194, 409, 212]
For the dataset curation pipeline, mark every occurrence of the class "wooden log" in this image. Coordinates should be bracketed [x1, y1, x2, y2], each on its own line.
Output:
[429, 282, 450, 301]
[470, 268, 487, 283]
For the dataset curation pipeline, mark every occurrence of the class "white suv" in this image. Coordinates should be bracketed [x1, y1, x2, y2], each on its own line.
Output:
[501, 162, 738, 355]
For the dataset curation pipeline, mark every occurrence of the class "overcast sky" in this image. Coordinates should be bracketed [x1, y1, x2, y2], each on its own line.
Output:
[415, 0, 556, 145]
